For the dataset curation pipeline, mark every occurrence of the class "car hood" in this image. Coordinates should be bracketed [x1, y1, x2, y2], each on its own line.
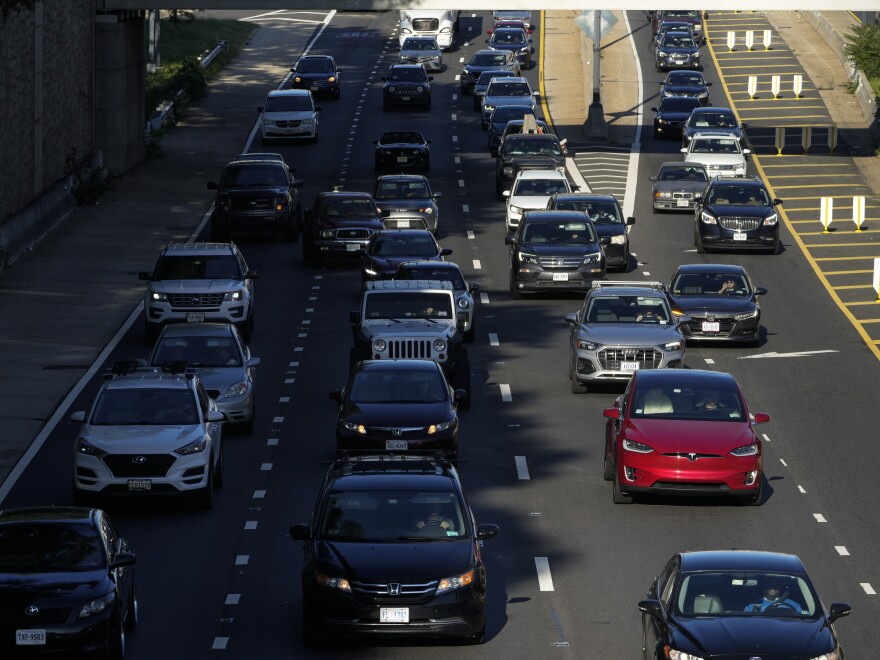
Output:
[294, 72, 335, 81]
[177, 367, 246, 391]
[523, 243, 600, 256]
[362, 319, 456, 337]
[151, 280, 242, 293]
[501, 156, 564, 170]
[624, 418, 756, 454]
[400, 49, 441, 59]
[0, 571, 108, 602]
[664, 85, 707, 95]
[486, 95, 535, 108]
[657, 109, 696, 122]
[341, 401, 452, 425]
[488, 43, 528, 52]
[660, 46, 699, 55]
[315, 538, 471, 581]
[669, 294, 757, 315]
[220, 185, 289, 197]
[510, 194, 554, 209]
[654, 180, 708, 194]
[377, 143, 426, 150]
[367, 255, 440, 272]
[263, 110, 315, 120]
[320, 216, 385, 230]
[82, 424, 205, 450]
[686, 153, 745, 166]
[670, 614, 833, 658]
[593, 224, 627, 239]
[582, 323, 682, 345]
[705, 203, 771, 217]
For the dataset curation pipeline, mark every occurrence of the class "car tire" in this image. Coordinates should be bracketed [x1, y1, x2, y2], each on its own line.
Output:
[452, 350, 471, 410]
[612, 471, 633, 504]
[695, 229, 707, 254]
[424, 98, 432, 111]
[236, 317, 252, 342]
[602, 447, 614, 481]
[509, 270, 523, 299]
[767, 242, 780, 255]
[242, 403, 255, 435]
[196, 463, 214, 510]
[745, 478, 763, 506]
[569, 357, 588, 393]
[214, 444, 224, 488]
[108, 615, 125, 660]
[309, 126, 318, 145]
[618, 248, 632, 273]
[463, 320, 476, 343]
[125, 580, 139, 630]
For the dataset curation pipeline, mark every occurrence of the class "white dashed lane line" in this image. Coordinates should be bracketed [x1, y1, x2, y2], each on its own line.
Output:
[762, 433, 771, 442]
[473, 260, 481, 270]
[212, 637, 229, 650]
[489, 333, 499, 346]
[535, 557, 554, 591]
[235, 555, 249, 566]
[253, 490, 266, 499]
[462, 204, 469, 213]
[835, 546, 850, 556]
[279, 396, 290, 403]
[272, 417, 284, 423]
[780, 459, 787, 467]
[515, 456, 530, 480]
[813, 514, 827, 523]
[862, 583, 877, 595]
[500, 384, 512, 402]
[798, 485, 806, 494]
[480, 292, 490, 304]
[225, 594, 240, 605]
[267, 438, 279, 446]
[260, 463, 273, 471]
[467, 230, 475, 239]
[704, 358, 715, 365]
[244, 521, 258, 530]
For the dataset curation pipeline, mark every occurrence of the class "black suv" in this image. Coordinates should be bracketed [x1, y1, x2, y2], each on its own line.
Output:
[495, 133, 566, 197]
[208, 158, 303, 242]
[681, 106, 746, 147]
[372, 174, 442, 235]
[289, 454, 500, 644]
[288, 54, 341, 99]
[302, 190, 385, 266]
[694, 176, 782, 254]
[382, 64, 433, 111]
[547, 194, 635, 271]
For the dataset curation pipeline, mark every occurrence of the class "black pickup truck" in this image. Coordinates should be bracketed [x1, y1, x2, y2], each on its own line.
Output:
[302, 190, 385, 267]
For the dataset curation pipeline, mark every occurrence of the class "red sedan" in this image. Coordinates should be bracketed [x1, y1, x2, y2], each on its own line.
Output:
[603, 369, 768, 505]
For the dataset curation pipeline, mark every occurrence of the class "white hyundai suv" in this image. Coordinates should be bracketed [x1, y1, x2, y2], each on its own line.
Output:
[502, 168, 574, 231]
[258, 89, 320, 143]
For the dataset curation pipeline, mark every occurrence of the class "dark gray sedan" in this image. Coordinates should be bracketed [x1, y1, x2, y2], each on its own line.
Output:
[650, 161, 709, 212]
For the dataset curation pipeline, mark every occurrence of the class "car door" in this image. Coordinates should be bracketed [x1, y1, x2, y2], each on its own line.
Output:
[101, 515, 133, 616]
[644, 555, 680, 659]
[197, 382, 221, 463]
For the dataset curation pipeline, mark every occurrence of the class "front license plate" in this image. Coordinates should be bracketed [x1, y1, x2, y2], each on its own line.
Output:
[401, 96, 411, 101]
[380, 608, 410, 623]
[674, 60, 685, 65]
[621, 361, 639, 371]
[346, 243, 361, 252]
[552, 272, 569, 282]
[128, 479, 152, 492]
[702, 322, 720, 333]
[310, 86, 319, 91]
[16, 630, 46, 646]
[386, 440, 408, 451]
[676, 199, 690, 207]
[396, 156, 409, 163]
[396, 219, 410, 228]
[733, 232, 747, 241]
[186, 312, 205, 323]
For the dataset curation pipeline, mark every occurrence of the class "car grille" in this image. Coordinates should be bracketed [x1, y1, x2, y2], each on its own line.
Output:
[231, 197, 273, 211]
[274, 120, 301, 128]
[386, 339, 434, 359]
[719, 217, 761, 231]
[365, 425, 428, 439]
[103, 454, 176, 478]
[168, 293, 225, 307]
[412, 18, 439, 31]
[0, 605, 71, 625]
[335, 228, 372, 240]
[538, 256, 583, 269]
[672, 192, 693, 200]
[390, 84, 424, 95]
[708, 164, 736, 171]
[351, 578, 439, 598]
[402, 56, 435, 63]
[597, 347, 663, 370]
[383, 218, 428, 230]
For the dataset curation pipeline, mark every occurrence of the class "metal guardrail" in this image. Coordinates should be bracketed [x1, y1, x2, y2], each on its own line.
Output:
[145, 40, 228, 141]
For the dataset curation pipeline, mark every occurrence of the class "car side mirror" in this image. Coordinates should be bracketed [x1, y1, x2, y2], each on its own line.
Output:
[638, 599, 663, 618]
[603, 407, 620, 420]
[504, 235, 516, 246]
[289, 524, 310, 541]
[207, 181, 218, 190]
[743, 149, 751, 154]
[70, 411, 86, 423]
[707, 81, 713, 86]
[680, 148, 688, 154]
[289, 67, 296, 72]
[827, 602, 852, 624]
[291, 179, 303, 189]
[774, 198, 783, 205]
[626, 216, 636, 225]
[740, 122, 748, 129]
[246, 357, 261, 368]
[564, 312, 577, 325]
[650, 107, 658, 112]
[138, 272, 152, 281]
[753, 412, 770, 424]
[111, 552, 136, 569]
[314, 106, 322, 112]
[528, 38, 533, 43]
[649, 176, 656, 182]
[440, 248, 453, 256]
[381, 76, 387, 81]
[486, 39, 490, 43]
[426, 139, 433, 144]
[329, 389, 342, 402]
[486, 29, 492, 34]
[477, 523, 500, 540]
[571, 184, 580, 192]
[453, 388, 467, 402]
[207, 410, 226, 423]
[468, 282, 480, 293]
[433, 192, 443, 200]
[502, 190, 511, 198]
[246, 270, 258, 279]
[754, 287, 768, 296]
[428, 76, 434, 81]
[372, 140, 378, 145]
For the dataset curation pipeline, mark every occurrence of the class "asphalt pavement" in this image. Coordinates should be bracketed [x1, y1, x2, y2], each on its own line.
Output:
[1, 7, 877, 498]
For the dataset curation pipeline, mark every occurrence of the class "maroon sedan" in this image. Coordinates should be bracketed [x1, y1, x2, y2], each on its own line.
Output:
[603, 369, 768, 505]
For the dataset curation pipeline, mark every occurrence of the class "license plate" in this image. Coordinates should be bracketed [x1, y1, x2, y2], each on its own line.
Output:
[676, 199, 690, 207]
[186, 312, 205, 323]
[733, 232, 747, 241]
[16, 630, 46, 646]
[310, 86, 319, 91]
[396, 219, 410, 228]
[674, 60, 685, 65]
[552, 272, 569, 282]
[621, 361, 639, 371]
[401, 96, 411, 101]
[128, 479, 152, 492]
[702, 322, 720, 333]
[396, 156, 409, 163]
[346, 243, 361, 252]
[380, 608, 410, 623]
[385, 440, 408, 451]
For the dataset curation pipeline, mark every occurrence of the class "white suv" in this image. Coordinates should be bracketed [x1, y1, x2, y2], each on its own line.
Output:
[258, 89, 320, 143]
[502, 168, 574, 231]
[139, 242, 257, 343]
[681, 130, 749, 178]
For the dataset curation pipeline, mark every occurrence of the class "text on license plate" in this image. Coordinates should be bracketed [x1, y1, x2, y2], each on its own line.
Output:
[310, 86, 319, 91]
[16, 630, 46, 645]
[401, 96, 411, 101]
[386, 440, 408, 451]
[380, 608, 409, 623]
[733, 232, 747, 241]
[676, 199, 690, 207]
[396, 156, 409, 163]
[186, 312, 205, 323]
[396, 219, 410, 228]
[128, 479, 152, 491]
[621, 361, 639, 371]
[702, 322, 720, 333]
[552, 272, 569, 282]
[346, 243, 361, 252]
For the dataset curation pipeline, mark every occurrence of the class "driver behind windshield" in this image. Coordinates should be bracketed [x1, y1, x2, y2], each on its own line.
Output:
[744, 580, 803, 613]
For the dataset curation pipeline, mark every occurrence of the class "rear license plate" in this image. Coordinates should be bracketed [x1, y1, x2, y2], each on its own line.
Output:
[552, 272, 569, 282]
[676, 199, 690, 207]
[186, 313, 205, 323]
[396, 156, 409, 163]
[128, 479, 152, 492]
[702, 322, 720, 333]
[380, 608, 410, 623]
[396, 219, 410, 228]
[16, 630, 46, 645]
[401, 96, 411, 101]
[346, 243, 361, 252]
[621, 361, 639, 371]
[385, 440, 408, 451]
[733, 232, 747, 241]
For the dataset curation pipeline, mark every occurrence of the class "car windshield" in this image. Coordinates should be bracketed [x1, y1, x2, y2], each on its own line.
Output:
[671, 272, 751, 296]
[674, 571, 817, 618]
[667, 72, 704, 86]
[397, 267, 466, 290]
[659, 97, 701, 112]
[472, 52, 509, 66]
[154, 255, 242, 280]
[489, 81, 531, 97]
[380, 132, 424, 145]
[91, 388, 200, 426]
[663, 35, 696, 49]
[321, 198, 377, 217]
[221, 164, 288, 187]
[375, 180, 430, 199]
[349, 369, 448, 404]
[371, 235, 437, 257]
[0, 523, 105, 571]
[403, 38, 438, 50]
[477, 70, 514, 85]
[297, 58, 333, 73]
[504, 139, 562, 157]
[523, 221, 597, 244]
[691, 138, 740, 154]
[554, 200, 623, 224]
[658, 165, 708, 182]
[264, 95, 313, 112]
[586, 295, 671, 324]
[320, 490, 465, 541]
[630, 380, 745, 421]
[706, 186, 770, 206]
[152, 336, 242, 367]
[492, 30, 526, 44]
[663, 10, 700, 19]
[514, 178, 569, 196]
[387, 67, 428, 82]
[691, 112, 737, 129]
[364, 291, 453, 320]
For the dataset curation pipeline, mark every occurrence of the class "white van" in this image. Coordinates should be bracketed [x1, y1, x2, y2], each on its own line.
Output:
[258, 89, 319, 143]
[398, 10, 458, 51]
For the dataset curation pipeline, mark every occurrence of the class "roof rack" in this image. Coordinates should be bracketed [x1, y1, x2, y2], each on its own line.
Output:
[592, 280, 666, 291]
[109, 360, 141, 376]
[159, 361, 192, 376]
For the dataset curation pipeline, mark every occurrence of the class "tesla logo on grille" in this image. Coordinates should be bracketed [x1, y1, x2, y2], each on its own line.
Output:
[392, 428, 402, 437]
[688, 453, 698, 462]
[25, 605, 39, 616]
[388, 583, 401, 595]
[132, 456, 147, 464]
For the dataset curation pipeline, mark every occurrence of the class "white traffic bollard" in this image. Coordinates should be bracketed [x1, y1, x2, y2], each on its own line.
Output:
[874, 258, 880, 301]
[820, 197, 833, 233]
[745, 30, 754, 51]
[748, 75, 758, 100]
[763, 29, 772, 50]
[727, 31, 736, 51]
[853, 196, 866, 232]
[771, 75, 781, 99]
[793, 74, 803, 98]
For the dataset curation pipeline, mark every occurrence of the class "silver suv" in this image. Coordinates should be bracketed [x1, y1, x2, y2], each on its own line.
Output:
[681, 131, 750, 178]
[70, 362, 225, 509]
[564, 281, 687, 393]
[350, 279, 471, 407]
[139, 242, 257, 343]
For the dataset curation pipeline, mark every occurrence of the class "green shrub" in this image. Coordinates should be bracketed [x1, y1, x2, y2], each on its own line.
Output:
[145, 57, 207, 121]
[844, 23, 880, 80]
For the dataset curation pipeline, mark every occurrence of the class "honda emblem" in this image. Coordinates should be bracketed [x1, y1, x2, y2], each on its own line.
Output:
[388, 583, 401, 595]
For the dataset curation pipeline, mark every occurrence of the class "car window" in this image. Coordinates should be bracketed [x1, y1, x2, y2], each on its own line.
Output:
[388, 67, 428, 82]
[399, 267, 466, 290]
[297, 58, 333, 73]
[505, 139, 562, 157]
[659, 166, 708, 182]
[586, 295, 670, 324]
[631, 382, 744, 420]
[153, 336, 242, 367]
[371, 235, 437, 257]
[489, 82, 531, 97]
[91, 388, 200, 426]
[155, 255, 242, 280]
[671, 273, 751, 296]
[0, 523, 105, 571]
[659, 97, 701, 112]
[222, 164, 288, 188]
[264, 95, 313, 112]
[675, 571, 817, 617]
[364, 291, 453, 320]
[663, 36, 696, 48]
[524, 221, 596, 244]
[321, 198, 377, 216]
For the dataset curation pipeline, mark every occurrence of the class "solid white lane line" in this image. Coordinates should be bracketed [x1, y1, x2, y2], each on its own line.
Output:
[473, 260, 481, 269]
[225, 594, 241, 605]
[267, 438, 279, 446]
[261, 463, 273, 471]
[253, 490, 266, 499]
[861, 583, 876, 595]
[212, 637, 229, 650]
[535, 557, 554, 591]
[500, 384, 512, 402]
[235, 555, 249, 566]
[780, 459, 787, 467]
[515, 456, 530, 480]
[244, 521, 258, 530]
[467, 230, 475, 239]
[489, 333, 499, 347]
[480, 292, 490, 304]
[797, 485, 806, 493]
[835, 546, 850, 556]
[272, 417, 284, 423]
[813, 513, 827, 523]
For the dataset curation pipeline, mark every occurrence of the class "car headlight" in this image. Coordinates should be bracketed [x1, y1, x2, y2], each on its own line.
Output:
[387, 85, 396, 93]
[342, 421, 367, 434]
[735, 165, 746, 173]
[224, 289, 244, 302]
[518, 251, 538, 264]
[319, 229, 334, 238]
[421, 207, 433, 214]
[224, 381, 249, 398]
[697, 91, 708, 98]
[483, 103, 495, 112]
[576, 338, 601, 351]
[175, 438, 208, 455]
[440, 26, 452, 34]
[314, 569, 352, 591]
[509, 205, 524, 214]
[372, 339, 386, 353]
[364, 267, 379, 276]
[582, 253, 602, 265]
[436, 569, 474, 593]
[462, 68, 473, 78]
[301, 118, 315, 125]
[428, 419, 456, 434]
[400, 28, 412, 35]
[78, 593, 115, 619]
[666, 650, 705, 660]
[661, 339, 683, 351]
[763, 213, 778, 226]
[730, 444, 759, 457]
[328, 76, 336, 82]
[610, 235, 627, 245]
[693, 52, 700, 58]
[150, 291, 168, 302]
[274, 198, 287, 211]
[518, 47, 530, 53]
[262, 119, 274, 126]
[294, 76, 302, 83]
[432, 338, 447, 352]
[700, 211, 717, 225]
[76, 439, 106, 457]
[656, 117, 668, 125]
[735, 310, 759, 321]
[502, 166, 514, 176]
[658, 51, 668, 57]
[662, 90, 672, 97]
[623, 438, 654, 453]
[457, 297, 470, 310]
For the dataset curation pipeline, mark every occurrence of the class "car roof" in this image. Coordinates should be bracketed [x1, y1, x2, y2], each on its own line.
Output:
[506, 132, 559, 142]
[376, 174, 429, 183]
[162, 242, 236, 255]
[492, 27, 527, 35]
[329, 460, 459, 492]
[708, 176, 765, 188]
[104, 370, 193, 391]
[691, 106, 735, 114]
[691, 131, 741, 140]
[489, 76, 528, 85]
[403, 35, 438, 42]
[318, 190, 373, 199]
[266, 89, 311, 98]
[398, 260, 461, 272]
[299, 54, 333, 62]
[659, 160, 705, 169]
[374, 228, 435, 237]
[673, 263, 748, 275]
[633, 368, 737, 389]
[552, 193, 618, 203]
[0, 506, 99, 525]
[679, 550, 805, 574]
[389, 63, 427, 70]
[514, 168, 567, 180]
[157, 322, 237, 339]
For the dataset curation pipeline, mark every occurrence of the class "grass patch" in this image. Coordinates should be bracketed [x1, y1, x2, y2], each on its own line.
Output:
[155, 18, 254, 63]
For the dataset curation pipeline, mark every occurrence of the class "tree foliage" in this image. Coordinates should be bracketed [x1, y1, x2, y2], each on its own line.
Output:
[1, 0, 35, 21]
[844, 23, 880, 80]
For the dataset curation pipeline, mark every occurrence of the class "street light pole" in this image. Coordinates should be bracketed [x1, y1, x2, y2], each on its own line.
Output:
[584, 11, 609, 140]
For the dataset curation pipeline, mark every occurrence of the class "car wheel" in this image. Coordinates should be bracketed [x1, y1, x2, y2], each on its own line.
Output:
[108, 615, 125, 660]
[746, 478, 763, 506]
[125, 580, 139, 630]
[309, 126, 318, 145]
[242, 403, 255, 435]
[495, 179, 504, 199]
[236, 317, 252, 342]
[214, 444, 224, 488]
[602, 446, 614, 481]
[695, 229, 707, 254]
[767, 242, 780, 255]
[509, 270, 523, 299]
[569, 356, 588, 393]
[618, 248, 632, 273]
[196, 463, 214, 510]
[144, 320, 159, 345]
[453, 349, 471, 410]
[612, 470, 633, 504]
[463, 320, 476, 343]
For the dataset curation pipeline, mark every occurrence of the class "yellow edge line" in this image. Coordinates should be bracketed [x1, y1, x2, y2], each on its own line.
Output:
[538, 11, 554, 134]
[826, 270, 875, 275]
[861, 319, 880, 323]
[835, 284, 875, 290]
[706, 32, 880, 361]
[845, 301, 880, 307]
[816, 256, 880, 261]
[804, 242, 880, 248]
[801, 230, 880, 236]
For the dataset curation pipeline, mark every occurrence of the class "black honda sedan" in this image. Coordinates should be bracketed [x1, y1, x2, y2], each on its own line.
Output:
[651, 96, 702, 139]
[640, 550, 850, 660]
[331, 359, 464, 458]
[0, 507, 137, 659]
